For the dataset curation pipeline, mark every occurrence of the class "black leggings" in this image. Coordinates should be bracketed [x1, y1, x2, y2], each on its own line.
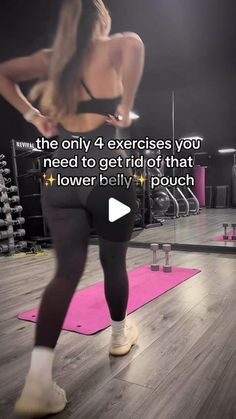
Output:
[36, 124, 135, 349]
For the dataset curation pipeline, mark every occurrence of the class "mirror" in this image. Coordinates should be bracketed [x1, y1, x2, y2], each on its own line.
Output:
[172, 80, 236, 250]
[129, 89, 177, 246]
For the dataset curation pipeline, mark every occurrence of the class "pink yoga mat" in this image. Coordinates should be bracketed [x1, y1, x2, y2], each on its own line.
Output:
[211, 230, 236, 242]
[18, 265, 201, 335]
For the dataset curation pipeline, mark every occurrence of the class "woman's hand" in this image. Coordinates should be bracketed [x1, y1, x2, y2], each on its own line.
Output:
[31, 114, 59, 137]
[106, 104, 132, 128]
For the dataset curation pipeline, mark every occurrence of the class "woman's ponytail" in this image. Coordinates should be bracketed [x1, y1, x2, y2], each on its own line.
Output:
[29, 0, 110, 120]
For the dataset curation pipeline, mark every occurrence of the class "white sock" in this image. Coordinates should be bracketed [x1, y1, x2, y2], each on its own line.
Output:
[111, 315, 127, 336]
[27, 347, 54, 385]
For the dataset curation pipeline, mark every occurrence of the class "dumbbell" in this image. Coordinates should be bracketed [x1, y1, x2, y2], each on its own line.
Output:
[0, 218, 24, 227]
[14, 217, 25, 226]
[0, 243, 14, 254]
[0, 219, 13, 227]
[9, 196, 20, 204]
[232, 224, 236, 241]
[0, 205, 23, 214]
[223, 223, 229, 240]
[11, 205, 23, 214]
[0, 230, 13, 240]
[150, 243, 159, 271]
[0, 196, 8, 204]
[0, 229, 25, 240]
[0, 168, 10, 175]
[0, 195, 18, 204]
[14, 229, 26, 238]
[0, 154, 5, 161]
[0, 185, 18, 194]
[0, 218, 25, 227]
[3, 177, 12, 185]
[0, 206, 10, 214]
[8, 186, 18, 193]
[15, 241, 27, 251]
[163, 244, 172, 273]
[0, 241, 27, 254]
[0, 161, 7, 168]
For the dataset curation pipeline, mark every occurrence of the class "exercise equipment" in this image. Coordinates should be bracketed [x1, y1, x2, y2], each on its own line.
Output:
[152, 189, 171, 219]
[0, 194, 20, 203]
[165, 187, 180, 218]
[14, 229, 26, 238]
[182, 187, 200, 215]
[8, 186, 18, 193]
[146, 166, 172, 223]
[0, 241, 27, 254]
[14, 217, 25, 225]
[0, 229, 26, 240]
[18, 264, 201, 335]
[223, 223, 229, 240]
[0, 168, 10, 175]
[9, 196, 20, 204]
[0, 218, 24, 227]
[166, 187, 189, 217]
[163, 244, 172, 273]
[0, 205, 23, 214]
[232, 224, 236, 241]
[0, 157, 26, 256]
[0, 230, 13, 240]
[150, 243, 159, 271]
[175, 187, 190, 216]
[4, 177, 12, 185]
[0, 185, 19, 194]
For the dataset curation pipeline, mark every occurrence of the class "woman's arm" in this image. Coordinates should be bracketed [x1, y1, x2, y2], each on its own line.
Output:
[0, 49, 58, 136]
[108, 33, 145, 125]
[0, 49, 50, 116]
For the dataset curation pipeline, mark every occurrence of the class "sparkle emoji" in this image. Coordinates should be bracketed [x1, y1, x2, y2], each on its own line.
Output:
[47, 174, 56, 187]
[139, 175, 146, 186]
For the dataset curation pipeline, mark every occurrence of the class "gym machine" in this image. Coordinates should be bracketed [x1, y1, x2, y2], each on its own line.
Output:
[150, 167, 179, 219]
[143, 155, 172, 226]
[182, 187, 200, 215]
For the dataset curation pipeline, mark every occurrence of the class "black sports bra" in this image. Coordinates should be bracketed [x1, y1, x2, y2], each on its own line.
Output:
[78, 79, 122, 116]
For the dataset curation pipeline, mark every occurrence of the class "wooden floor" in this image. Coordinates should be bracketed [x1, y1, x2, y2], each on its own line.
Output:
[133, 208, 236, 249]
[1, 246, 236, 419]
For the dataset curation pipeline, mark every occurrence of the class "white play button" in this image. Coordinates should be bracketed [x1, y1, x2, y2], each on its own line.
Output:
[109, 198, 131, 223]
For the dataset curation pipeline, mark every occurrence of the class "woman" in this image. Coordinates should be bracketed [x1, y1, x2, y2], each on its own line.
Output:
[0, 0, 145, 416]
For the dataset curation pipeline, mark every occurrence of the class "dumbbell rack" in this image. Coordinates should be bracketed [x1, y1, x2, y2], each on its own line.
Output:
[0, 155, 27, 256]
[11, 139, 52, 246]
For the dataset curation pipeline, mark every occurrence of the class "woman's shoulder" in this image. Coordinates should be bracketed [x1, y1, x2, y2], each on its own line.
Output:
[107, 33, 144, 60]
[109, 32, 143, 44]
[91, 33, 143, 59]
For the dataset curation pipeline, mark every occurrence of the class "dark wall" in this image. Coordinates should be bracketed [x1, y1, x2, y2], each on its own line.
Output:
[0, 1, 61, 167]
[175, 77, 236, 155]
[206, 155, 233, 187]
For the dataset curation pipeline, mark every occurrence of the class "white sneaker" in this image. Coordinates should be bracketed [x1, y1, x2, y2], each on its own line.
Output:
[14, 375, 67, 417]
[109, 319, 139, 356]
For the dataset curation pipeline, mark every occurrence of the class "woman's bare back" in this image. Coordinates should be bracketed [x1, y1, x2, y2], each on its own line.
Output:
[45, 37, 124, 132]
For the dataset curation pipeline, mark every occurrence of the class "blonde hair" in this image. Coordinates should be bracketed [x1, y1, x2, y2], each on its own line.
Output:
[29, 0, 110, 121]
